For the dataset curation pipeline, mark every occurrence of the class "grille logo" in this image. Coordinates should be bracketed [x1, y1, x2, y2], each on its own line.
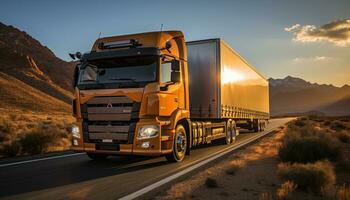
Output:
[107, 103, 113, 108]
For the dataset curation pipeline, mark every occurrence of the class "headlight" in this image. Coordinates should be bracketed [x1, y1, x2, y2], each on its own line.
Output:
[138, 125, 159, 139]
[71, 125, 80, 139]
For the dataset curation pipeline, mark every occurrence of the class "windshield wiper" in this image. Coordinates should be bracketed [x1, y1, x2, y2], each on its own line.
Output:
[109, 78, 138, 83]
[80, 79, 97, 82]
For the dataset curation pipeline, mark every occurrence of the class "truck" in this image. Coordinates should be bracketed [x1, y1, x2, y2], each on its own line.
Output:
[71, 31, 269, 162]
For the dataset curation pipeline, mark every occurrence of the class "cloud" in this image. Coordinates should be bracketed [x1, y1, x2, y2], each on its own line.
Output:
[285, 19, 350, 46]
[293, 56, 331, 63]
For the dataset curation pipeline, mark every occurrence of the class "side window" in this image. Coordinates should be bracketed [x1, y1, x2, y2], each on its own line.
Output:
[80, 65, 97, 82]
[160, 60, 172, 83]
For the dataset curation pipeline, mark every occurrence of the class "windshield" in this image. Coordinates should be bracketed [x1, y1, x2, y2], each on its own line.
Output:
[78, 56, 158, 89]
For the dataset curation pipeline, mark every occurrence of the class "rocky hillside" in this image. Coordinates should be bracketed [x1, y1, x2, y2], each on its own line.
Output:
[0, 22, 74, 112]
[269, 76, 350, 116]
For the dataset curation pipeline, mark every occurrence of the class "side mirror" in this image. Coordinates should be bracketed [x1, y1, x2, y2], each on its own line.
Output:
[171, 71, 181, 82]
[171, 60, 180, 71]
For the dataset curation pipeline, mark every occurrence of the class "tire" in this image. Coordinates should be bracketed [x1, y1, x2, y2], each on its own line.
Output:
[231, 126, 237, 143]
[259, 121, 265, 132]
[87, 153, 108, 160]
[165, 124, 187, 162]
[253, 119, 259, 132]
[224, 122, 232, 144]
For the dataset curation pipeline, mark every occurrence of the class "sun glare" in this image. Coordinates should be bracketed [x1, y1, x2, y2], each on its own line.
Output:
[221, 65, 245, 84]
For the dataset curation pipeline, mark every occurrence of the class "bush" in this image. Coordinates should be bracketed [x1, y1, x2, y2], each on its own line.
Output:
[20, 128, 58, 154]
[336, 184, 350, 200]
[0, 119, 13, 135]
[324, 120, 331, 126]
[294, 120, 306, 127]
[278, 160, 335, 193]
[279, 124, 342, 163]
[1, 140, 21, 157]
[205, 178, 218, 188]
[276, 181, 297, 200]
[336, 131, 350, 143]
[331, 121, 348, 131]
[226, 160, 245, 175]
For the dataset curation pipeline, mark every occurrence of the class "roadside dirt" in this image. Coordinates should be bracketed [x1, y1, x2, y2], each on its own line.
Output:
[153, 121, 350, 200]
[153, 128, 285, 200]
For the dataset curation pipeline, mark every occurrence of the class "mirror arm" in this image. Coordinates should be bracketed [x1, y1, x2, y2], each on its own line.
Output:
[160, 82, 178, 91]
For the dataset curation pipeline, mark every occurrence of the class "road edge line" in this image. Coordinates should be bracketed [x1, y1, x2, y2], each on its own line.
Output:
[0, 153, 85, 168]
[119, 128, 276, 200]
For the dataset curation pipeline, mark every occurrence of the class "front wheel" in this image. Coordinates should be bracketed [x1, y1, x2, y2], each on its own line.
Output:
[165, 124, 187, 162]
[86, 153, 108, 160]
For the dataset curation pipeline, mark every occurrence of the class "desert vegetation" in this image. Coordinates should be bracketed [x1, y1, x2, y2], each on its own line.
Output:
[0, 110, 75, 158]
[276, 116, 350, 198]
[155, 117, 350, 200]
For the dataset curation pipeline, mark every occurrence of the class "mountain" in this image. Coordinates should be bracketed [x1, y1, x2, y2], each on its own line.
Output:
[0, 22, 74, 112]
[318, 95, 350, 116]
[269, 76, 350, 116]
[0, 72, 70, 113]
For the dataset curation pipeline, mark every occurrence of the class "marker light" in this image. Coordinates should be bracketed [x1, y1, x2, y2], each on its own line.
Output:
[71, 125, 80, 139]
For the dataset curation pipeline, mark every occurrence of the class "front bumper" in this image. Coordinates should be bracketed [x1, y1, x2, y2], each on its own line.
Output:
[71, 118, 174, 156]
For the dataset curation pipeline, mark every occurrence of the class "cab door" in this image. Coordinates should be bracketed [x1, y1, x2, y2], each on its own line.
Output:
[158, 56, 182, 116]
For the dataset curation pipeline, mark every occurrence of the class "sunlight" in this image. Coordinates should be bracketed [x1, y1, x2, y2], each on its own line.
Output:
[221, 65, 245, 84]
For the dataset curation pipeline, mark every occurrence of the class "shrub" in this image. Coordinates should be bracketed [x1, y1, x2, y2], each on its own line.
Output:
[336, 131, 350, 143]
[1, 140, 21, 157]
[279, 125, 342, 163]
[323, 120, 331, 126]
[276, 181, 297, 200]
[226, 160, 245, 175]
[294, 120, 306, 127]
[259, 192, 272, 200]
[0, 119, 13, 135]
[205, 178, 218, 188]
[336, 184, 350, 200]
[331, 121, 348, 131]
[20, 128, 58, 154]
[278, 160, 335, 193]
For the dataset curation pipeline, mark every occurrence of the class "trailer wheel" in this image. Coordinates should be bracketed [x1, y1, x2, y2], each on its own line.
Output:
[253, 119, 259, 132]
[231, 127, 237, 143]
[86, 153, 108, 160]
[166, 124, 187, 162]
[225, 122, 232, 144]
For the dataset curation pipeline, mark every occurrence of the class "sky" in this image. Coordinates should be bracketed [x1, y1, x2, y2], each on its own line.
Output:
[0, 0, 349, 86]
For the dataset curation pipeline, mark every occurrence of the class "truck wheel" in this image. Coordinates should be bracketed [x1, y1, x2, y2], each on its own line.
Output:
[253, 119, 259, 132]
[87, 153, 108, 160]
[225, 123, 232, 144]
[231, 127, 237, 143]
[165, 124, 187, 162]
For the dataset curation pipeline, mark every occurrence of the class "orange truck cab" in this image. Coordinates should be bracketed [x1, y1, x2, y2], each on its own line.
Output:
[71, 31, 269, 162]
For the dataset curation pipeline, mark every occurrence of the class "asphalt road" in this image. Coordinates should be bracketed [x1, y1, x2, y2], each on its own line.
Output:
[0, 118, 293, 200]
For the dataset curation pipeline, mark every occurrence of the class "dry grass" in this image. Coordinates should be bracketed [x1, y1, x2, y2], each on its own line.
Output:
[226, 159, 245, 175]
[336, 131, 350, 143]
[0, 111, 75, 158]
[205, 178, 219, 188]
[278, 160, 336, 193]
[336, 184, 350, 200]
[259, 192, 272, 200]
[276, 180, 297, 200]
[279, 119, 342, 163]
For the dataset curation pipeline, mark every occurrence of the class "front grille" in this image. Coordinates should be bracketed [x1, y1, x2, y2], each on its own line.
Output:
[81, 96, 140, 145]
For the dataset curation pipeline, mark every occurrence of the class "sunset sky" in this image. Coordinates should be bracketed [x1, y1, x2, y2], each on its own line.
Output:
[0, 0, 349, 86]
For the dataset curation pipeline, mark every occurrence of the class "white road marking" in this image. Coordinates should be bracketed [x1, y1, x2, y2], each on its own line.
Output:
[0, 153, 85, 168]
[119, 126, 279, 200]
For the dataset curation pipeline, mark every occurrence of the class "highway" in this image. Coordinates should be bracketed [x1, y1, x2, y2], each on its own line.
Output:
[0, 118, 293, 200]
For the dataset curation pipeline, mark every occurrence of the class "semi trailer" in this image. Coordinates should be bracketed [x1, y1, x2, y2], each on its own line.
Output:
[71, 31, 269, 162]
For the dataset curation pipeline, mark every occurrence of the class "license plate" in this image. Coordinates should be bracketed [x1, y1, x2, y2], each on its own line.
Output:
[102, 139, 113, 143]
